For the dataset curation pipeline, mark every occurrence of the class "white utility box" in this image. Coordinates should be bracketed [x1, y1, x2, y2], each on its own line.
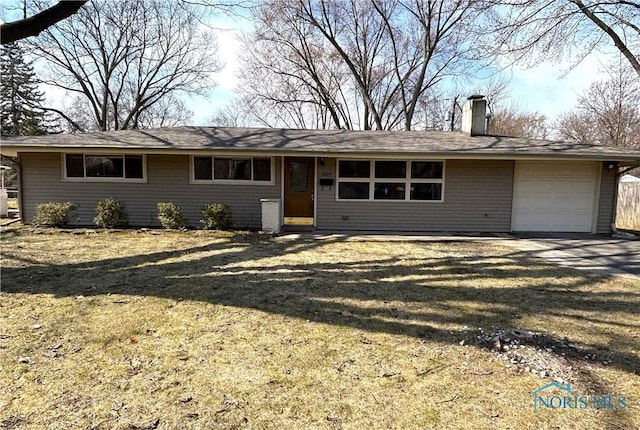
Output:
[260, 199, 281, 233]
[0, 189, 7, 218]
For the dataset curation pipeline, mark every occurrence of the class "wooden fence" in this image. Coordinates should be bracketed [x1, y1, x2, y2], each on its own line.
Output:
[616, 181, 640, 231]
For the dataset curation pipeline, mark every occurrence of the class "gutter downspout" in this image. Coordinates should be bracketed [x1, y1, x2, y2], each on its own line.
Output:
[18, 152, 24, 222]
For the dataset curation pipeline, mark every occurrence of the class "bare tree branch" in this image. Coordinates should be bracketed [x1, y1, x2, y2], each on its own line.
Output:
[570, 0, 640, 75]
[556, 62, 640, 147]
[31, 0, 220, 131]
[487, 0, 640, 77]
[235, 0, 487, 131]
[1, 1, 88, 44]
[40, 106, 85, 133]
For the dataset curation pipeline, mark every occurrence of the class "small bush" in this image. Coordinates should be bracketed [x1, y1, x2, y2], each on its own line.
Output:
[200, 203, 232, 230]
[94, 197, 129, 228]
[33, 202, 78, 227]
[157, 202, 186, 230]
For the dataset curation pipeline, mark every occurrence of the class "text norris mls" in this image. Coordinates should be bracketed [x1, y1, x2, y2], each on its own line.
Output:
[533, 382, 628, 411]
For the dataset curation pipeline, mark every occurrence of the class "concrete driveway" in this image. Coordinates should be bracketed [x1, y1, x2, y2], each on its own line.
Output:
[502, 234, 640, 279]
[282, 230, 640, 279]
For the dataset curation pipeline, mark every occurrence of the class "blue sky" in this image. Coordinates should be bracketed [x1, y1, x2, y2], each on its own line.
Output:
[1, 3, 610, 129]
[504, 58, 608, 120]
[187, 13, 611, 127]
[37, 26, 606, 128]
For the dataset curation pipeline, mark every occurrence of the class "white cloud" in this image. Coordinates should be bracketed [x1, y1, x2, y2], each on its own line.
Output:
[212, 28, 243, 95]
[189, 17, 247, 125]
[505, 55, 610, 121]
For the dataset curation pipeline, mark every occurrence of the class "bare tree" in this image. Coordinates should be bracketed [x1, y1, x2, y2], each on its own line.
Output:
[211, 99, 249, 127]
[556, 62, 640, 147]
[135, 95, 193, 129]
[477, 76, 548, 138]
[0, 1, 87, 44]
[555, 110, 599, 143]
[488, 107, 548, 138]
[371, 0, 487, 130]
[31, 0, 220, 131]
[410, 89, 464, 132]
[235, 1, 360, 129]
[487, 0, 640, 77]
[235, 0, 489, 131]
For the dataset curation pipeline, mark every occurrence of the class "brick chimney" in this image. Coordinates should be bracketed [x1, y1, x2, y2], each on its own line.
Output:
[461, 95, 487, 135]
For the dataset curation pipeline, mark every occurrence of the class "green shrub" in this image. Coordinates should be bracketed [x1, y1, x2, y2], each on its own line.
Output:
[94, 197, 129, 228]
[200, 203, 232, 230]
[33, 202, 78, 227]
[157, 202, 186, 229]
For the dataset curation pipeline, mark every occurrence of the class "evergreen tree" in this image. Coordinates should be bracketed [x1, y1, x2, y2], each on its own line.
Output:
[0, 43, 58, 136]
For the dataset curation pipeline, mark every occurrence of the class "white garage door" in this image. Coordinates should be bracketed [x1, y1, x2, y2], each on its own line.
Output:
[512, 161, 599, 232]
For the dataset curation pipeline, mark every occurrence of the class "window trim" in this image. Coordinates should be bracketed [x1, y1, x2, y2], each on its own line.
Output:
[336, 159, 445, 202]
[61, 153, 147, 183]
[190, 155, 275, 185]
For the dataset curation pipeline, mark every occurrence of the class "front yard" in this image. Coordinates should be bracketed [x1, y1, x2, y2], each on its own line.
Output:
[0, 226, 638, 429]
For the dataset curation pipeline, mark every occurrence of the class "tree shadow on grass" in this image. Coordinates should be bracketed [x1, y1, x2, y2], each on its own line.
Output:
[2, 231, 639, 388]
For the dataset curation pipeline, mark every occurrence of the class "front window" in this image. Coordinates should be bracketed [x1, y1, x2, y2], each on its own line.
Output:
[375, 161, 406, 178]
[411, 161, 443, 179]
[64, 154, 145, 180]
[337, 159, 444, 201]
[338, 182, 369, 200]
[339, 160, 370, 178]
[193, 156, 273, 183]
[374, 183, 405, 200]
[411, 183, 442, 201]
[194, 156, 213, 180]
[214, 158, 252, 180]
[253, 158, 272, 181]
[85, 155, 124, 178]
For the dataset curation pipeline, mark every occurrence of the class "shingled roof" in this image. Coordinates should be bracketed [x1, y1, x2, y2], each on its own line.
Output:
[2, 126, 640, 162]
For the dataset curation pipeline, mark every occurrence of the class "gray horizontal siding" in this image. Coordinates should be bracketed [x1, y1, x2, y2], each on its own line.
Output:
[316, 158, 514, 232]
[20, 153, 614, 233]
[20, 153, 280, 229]
[597, 163, 615, 234]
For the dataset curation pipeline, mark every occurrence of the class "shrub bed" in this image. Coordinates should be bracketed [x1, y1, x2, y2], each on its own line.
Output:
[94, 198, 129, 228]
[200, 203, 232, 230]
[157, 202, 186, 230]
[33, 202, 78, 227]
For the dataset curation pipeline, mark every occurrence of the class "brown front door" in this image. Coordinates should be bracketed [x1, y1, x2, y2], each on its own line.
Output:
[284, 157, 314, 218]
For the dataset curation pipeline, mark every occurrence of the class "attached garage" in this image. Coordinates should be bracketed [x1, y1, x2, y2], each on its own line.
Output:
[511, 161, 600, 233]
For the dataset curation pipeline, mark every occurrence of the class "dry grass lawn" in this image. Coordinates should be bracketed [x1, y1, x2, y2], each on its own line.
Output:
[0, 225, 638, 429]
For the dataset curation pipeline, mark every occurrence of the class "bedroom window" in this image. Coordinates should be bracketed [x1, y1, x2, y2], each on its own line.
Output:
[409, 161, 443, 201]
[337, 160, 370, 199]
[64, 154, 145, 181]
[337, 160, 444, 201]
[192, 156, 273, 183]
[193, 156, 213, 180]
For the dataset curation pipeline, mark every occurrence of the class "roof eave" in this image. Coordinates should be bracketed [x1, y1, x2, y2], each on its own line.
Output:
[2, 144, 639, 162]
